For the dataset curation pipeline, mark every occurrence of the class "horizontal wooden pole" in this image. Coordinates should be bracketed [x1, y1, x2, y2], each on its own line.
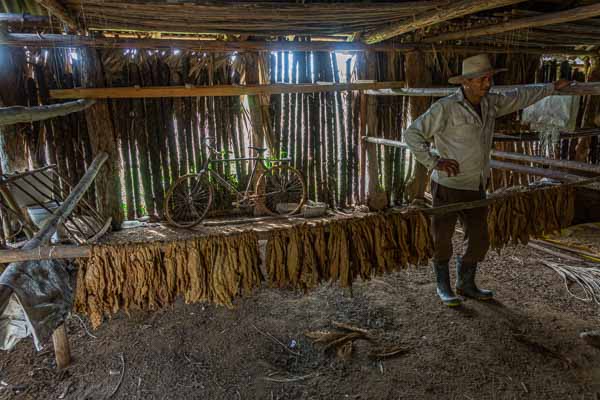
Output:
[490, 159, 585, 182]
[491, 150, 600, 174]
[1, 33, 593, 57]
[50, 82, 406, 99]
[1, 33, 412, 52]
[0, 99, 95, 126]
[366, 83, 600, 97]
[363, 136, 407, 148]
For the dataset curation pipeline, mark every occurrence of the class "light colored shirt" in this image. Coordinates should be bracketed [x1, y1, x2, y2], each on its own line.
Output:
[404, 83, 555, 191]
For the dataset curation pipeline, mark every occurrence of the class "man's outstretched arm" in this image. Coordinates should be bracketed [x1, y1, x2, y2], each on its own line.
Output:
[495, 79, 572, 117]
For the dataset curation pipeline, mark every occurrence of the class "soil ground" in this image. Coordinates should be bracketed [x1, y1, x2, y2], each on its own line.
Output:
[1, 234, 599, 400]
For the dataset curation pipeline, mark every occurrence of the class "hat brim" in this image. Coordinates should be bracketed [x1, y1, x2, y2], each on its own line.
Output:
[448, 68, 508, 84]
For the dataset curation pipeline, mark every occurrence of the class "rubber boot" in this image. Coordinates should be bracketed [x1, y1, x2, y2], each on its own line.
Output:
[433, 262, 461, 307]
[456, 257, 494, 300]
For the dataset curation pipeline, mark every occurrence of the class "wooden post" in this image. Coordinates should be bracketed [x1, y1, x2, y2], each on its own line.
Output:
[359, 93, 367, 203]
[404, 51, 433, 204]
[576, 57, 600, 162]
[365, 52, 379, 198]
[80, 48, 123, 228]
[52, 324, 71, 369]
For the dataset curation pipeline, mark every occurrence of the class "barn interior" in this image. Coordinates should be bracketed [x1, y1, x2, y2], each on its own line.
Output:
[0, 0, 600, 398]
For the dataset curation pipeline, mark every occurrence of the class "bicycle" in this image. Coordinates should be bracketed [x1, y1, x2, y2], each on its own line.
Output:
[164, 137, 307, 228]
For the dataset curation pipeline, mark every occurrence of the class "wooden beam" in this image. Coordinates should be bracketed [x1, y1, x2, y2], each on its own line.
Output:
[1, 33, 592, 57]
[491, 150, 600, 174]
[363, 0, 527, 44]
[366, 82, 600, 97]
[424, 3, 600, 42]
[33, 0, 78, 31]
[50, 82, 406, 100]
[0, 99, 95, 126]
[1, 33, 411, 52]
[490, 159, 585, 182]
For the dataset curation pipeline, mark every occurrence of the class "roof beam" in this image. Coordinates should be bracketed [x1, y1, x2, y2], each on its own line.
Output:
[363, 0, 527, 44]
[33, 0, 78, 31]
[425, 2, 600, 42]
[1, 33, 593, 56]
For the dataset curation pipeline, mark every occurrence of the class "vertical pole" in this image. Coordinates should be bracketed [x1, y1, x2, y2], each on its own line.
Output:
[52, 324, 71, 369]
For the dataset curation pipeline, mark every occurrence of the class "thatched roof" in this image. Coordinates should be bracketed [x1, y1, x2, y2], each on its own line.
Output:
[2, 0, 600, 55]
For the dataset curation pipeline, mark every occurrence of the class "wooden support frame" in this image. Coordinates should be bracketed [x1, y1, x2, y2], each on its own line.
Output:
[50, 82, 406, 100]
[0, 99, 95, 126]
[425, 3, 600, 43]
[364, 0, 526, 44]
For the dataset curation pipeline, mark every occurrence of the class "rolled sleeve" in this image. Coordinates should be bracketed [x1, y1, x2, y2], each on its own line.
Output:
[404, 102, 446, 170]
[494, 83, 555, 117]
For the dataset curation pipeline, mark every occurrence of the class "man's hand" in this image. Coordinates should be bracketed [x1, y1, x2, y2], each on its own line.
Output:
[554, 79, 574, 91]
[434, 158, 460, 177]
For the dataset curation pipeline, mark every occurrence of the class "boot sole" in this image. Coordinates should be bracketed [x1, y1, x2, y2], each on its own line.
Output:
[456, 289, 493, 301]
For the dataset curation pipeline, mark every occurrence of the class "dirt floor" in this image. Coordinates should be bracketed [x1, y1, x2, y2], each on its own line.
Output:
[1, 234, 599, 400]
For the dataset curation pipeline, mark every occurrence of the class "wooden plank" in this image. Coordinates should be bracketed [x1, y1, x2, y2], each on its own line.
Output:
[425, 3, 600, 42]
[0, 99, 95, 126]
[366, 82, 600, 97]
[364, 0, 526, 44]
[491, 150, 600, 174]
[50, 82, 406, 100]
[34, 0, 78, 30]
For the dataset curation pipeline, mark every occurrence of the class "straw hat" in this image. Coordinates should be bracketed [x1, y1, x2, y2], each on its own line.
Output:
[448, 54, 507, 84]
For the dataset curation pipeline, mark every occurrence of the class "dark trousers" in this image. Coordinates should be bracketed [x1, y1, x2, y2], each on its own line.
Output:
[431, 181, 490, 265]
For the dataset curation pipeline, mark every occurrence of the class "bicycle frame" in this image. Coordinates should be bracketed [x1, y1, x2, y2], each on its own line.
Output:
[199, 142, 290, 203]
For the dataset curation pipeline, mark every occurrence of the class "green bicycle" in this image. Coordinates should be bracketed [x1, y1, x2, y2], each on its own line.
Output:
[165, 137, 306, 228]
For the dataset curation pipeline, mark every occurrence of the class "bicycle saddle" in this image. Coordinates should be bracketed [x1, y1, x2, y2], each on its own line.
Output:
[248, 146, 267, 153]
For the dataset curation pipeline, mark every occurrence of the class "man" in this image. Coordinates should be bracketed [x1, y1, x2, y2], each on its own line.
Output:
[404, 54, 572, 307]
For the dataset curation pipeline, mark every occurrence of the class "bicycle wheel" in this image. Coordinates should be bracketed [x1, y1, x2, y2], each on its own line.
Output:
[255, 165, 306, 216]
[165, 173, 213, 228]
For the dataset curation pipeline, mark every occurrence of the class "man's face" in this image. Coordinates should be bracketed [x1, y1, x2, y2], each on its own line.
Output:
[463, 73, 493, 97]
